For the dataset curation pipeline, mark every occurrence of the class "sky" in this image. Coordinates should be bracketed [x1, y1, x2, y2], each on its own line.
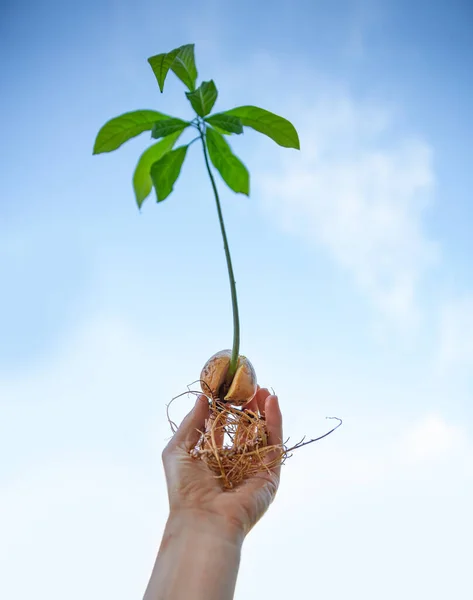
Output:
[1, 0, 473, 598]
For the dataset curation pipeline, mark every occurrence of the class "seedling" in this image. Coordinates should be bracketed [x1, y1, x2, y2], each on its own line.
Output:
[94, 43, 340, 487]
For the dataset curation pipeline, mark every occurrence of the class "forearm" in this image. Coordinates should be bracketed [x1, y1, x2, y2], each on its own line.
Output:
[143, 511, 244, 600]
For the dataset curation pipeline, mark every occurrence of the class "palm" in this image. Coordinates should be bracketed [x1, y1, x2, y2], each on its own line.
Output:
[171, 446, 278, 532]
[163, 388, 282, 534]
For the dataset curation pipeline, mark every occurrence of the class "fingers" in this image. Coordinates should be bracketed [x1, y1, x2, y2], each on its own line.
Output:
[244, 386, 270, 417]
[242, 393, 283, 501]
[244, 387, 282, 468]
[265, 395, 282, 446]
[237, 388, 270, 448]
[165, 395, 209, 453]
[263, 394, 283, 477]
[256, 387, 271, 417]
[206, 408, 225, 448]
[243, 387, 259, 414]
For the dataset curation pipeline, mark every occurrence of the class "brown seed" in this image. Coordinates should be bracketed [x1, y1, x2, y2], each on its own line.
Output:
[200, 349, 257, 406]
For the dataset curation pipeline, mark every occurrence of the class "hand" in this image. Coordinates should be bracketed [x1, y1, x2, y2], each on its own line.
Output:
[161, 387, 283, 539]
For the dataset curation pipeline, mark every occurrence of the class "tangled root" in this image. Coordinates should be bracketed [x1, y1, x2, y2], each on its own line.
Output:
[192, 399, 285, 488]
[168, 388, 342, 489]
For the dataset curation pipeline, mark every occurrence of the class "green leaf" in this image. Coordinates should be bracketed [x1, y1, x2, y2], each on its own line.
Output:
[223, 105, 300, 149]
[93, 110, 171, 154]
[151, 118, 190, 140]
[147, 44, 197, 93]
[206, 128, 249, 195]
[204, 113, 243, 135]
[170, 44, 198, 92]
[150, 145, 189, 202]
[132, 131, 183, 208]
[186, 80, 218, 117]
[147, 50, 179, 93]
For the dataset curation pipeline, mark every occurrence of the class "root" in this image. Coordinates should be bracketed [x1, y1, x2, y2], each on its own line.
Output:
[167, 388, 342, 489]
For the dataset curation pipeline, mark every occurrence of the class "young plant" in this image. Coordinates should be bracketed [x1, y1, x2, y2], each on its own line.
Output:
[94, 44, 341, 487]
[93, 43, 299, 402]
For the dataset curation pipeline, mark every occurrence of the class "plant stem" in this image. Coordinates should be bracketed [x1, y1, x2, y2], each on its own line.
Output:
[200, 131, 240, 378]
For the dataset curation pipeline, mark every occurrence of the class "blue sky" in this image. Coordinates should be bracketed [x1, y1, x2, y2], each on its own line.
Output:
[1, 1, 473, 598]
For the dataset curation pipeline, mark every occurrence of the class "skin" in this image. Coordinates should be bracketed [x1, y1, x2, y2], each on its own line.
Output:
[144, 387, 283, 600]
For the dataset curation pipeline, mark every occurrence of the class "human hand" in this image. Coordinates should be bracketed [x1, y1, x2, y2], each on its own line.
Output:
[161, 387, 283, 540]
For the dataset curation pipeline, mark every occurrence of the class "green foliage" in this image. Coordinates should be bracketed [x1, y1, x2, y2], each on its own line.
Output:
[94, 42, 301, 380]
[147, 44, 197, 93]
[148, 51, 177, 92]
[204, 113, 243, 135]
[186, 80, 218, 117]
[223, 105, 300, 149]
[206, 128, 249, 195]
[93, 110, 171, 154]
[94, 44, 300, 204]
[133, 131, 183, 208]
[150, 145, 189, 202]
[151, 118, 190, 140]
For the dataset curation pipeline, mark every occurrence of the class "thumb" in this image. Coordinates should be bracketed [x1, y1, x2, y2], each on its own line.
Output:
[166, 395, 209, 453]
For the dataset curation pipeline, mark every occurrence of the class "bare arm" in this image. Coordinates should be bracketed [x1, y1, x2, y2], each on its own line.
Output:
[144, 512, 243, 600]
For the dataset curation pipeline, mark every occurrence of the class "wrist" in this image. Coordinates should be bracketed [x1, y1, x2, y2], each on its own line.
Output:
[166, 508, 245, 549]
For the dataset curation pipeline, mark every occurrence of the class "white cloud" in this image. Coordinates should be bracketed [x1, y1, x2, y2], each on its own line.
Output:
[1, 314, 472, 600]
[438, 296, 473, 371]
[163, 47, 438, 323]
[398, 414, 469, 464]
[0, 460, 165, 600]
[0, 312, 203, 465]
[0, 315, 185, 600]
[238, 411, 472, 600]
[257, 90, 437, 322]
[280, 413, 471, 496]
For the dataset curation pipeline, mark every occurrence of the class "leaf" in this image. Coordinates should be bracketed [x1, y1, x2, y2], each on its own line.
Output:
[223, 105, 300, 149]
[93, 110, 171, 154]
[186, 80, 218, 117]
[147, 44, 197, 93]
[151, 118, 190, 140]
[170, 44, 198, 92]
[132, 131, 183, 208]
[147, 50, 179, 93]
[150, 145, 189, 202]
[204, 113, 243, 135]
[206, 128, 249, 195]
